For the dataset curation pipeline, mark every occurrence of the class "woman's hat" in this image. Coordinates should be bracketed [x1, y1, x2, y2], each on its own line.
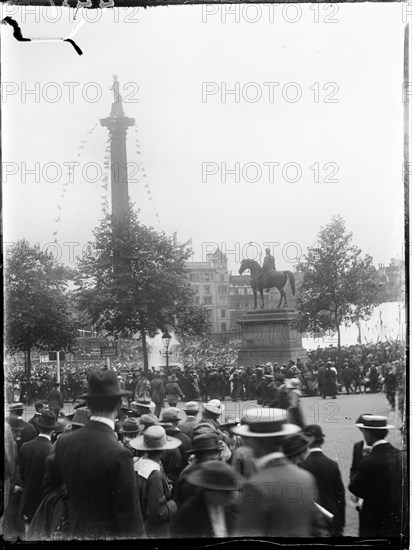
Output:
[129, 425, 182, 451]
[187, 460, 243, 491]
[81, 370, 131, 399]
[219, 415, 241, 430]
[283, 433, 313, 458]
[203, 399, 225, 415]
[231, 408, 301, 438]
[38, 411, 58, 429]
[355, 415, 395, 430]
[188, 433, 222, 454]
[120, 418, 141, 434]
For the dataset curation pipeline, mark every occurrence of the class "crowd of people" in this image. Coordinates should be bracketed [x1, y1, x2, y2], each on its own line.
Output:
[3, 368, 406, 541]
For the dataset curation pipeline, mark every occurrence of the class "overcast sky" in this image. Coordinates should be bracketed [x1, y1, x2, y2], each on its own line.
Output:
[2, 3, 406, 274]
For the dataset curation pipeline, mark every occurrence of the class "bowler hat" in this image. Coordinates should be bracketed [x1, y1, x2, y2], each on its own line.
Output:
[161, 407, 181, 422]
[303, 424, 326, 441]
[38, 411, 58, 429]
[129, 425, 182, 451]
[355, 415, 395, 430]
[188, 433, 222, 454]
[231, 408, 300, 438]
[187, 460, 243, 491]
[120, 418, 141, 434]
[283, 433, 313, 458]
[183, 401, 199, 413]
[82, 370, 131, 399]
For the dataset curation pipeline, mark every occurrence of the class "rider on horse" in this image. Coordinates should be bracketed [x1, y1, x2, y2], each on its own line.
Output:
[262, 248, 275, 292]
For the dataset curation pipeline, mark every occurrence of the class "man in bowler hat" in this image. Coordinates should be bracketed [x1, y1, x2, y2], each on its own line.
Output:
[43, 370, 145, 539]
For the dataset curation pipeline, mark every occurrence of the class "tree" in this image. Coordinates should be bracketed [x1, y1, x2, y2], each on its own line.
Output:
[294, 216, 380, 361]
[75, 205, 211, 373]
[5, 239, 78, 376]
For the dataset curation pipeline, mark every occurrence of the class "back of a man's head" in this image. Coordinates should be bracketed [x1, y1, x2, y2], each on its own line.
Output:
[87, 396, 122, 416]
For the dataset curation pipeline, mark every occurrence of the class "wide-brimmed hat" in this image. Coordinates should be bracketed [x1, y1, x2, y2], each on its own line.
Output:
[283, 434, 313, 458]
[38, 411, 58, 429]
[81, 370, 131, 399]
[161, 407, 181, 422]
[120, 418, 141, 434]
[187, 460, 243, 491]
[355, 415, 395, 430]
[183, 401, 199, 413]
[129, 425, 182, 451]
[203, 399, 225, 416]
[170, 375, 178, 382]
[231, 408, 300, 438]
[303, 424, 326, 442]
[71, 408, 91, 427]
[132, 395, 154, 412]
[188, 432, 222, 454]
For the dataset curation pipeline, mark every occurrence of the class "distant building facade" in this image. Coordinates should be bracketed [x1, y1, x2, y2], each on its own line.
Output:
[185, 248, 230, 334]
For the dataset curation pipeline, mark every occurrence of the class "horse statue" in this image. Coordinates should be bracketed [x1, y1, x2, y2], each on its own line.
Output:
[239, 258, 295, 309]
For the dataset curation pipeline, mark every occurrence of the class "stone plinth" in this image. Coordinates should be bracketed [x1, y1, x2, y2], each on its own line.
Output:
[237, 308, 306, 367]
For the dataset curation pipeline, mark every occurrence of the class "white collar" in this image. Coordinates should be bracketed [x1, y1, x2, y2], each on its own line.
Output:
[372, 439, 388, 448]
[308, 447, 323, 453]
[134, 457, 161, 479]
[89, 416, 115, 430]
[38, 433, 51, 441]
[256, 451, 285, 469]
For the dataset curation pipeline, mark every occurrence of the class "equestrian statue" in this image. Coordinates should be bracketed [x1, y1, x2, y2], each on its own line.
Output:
[239, 248, 295, 309]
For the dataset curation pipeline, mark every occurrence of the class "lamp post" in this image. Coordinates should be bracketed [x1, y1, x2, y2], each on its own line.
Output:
[162, 330, 172, 374]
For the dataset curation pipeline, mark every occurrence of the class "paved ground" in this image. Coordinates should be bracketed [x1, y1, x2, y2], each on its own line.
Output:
[19, 390, 404, 537]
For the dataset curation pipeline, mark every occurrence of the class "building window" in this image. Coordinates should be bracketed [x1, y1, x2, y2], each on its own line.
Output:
[210, 273, 214, 281]
[203, 296, 212, 305]
[218, 285, 227, 295]
[204, 273, 210, 282]
[221, 309, 226, 318]
[221, 322, 227, 332]
[234, 288, 239, 295]
[190, 273, 199, 283]
[244, 288, 248, 294]
[204, 285, 211, 294]
[235, 302, 240, 310]
[220, 274, 225, 282]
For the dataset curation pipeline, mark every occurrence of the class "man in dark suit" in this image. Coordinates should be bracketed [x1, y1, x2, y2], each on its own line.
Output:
[6, 403, 37, 454]
[43, 370, 145, 539]
[150, 373, 165, 418]
[47, 382, 64, 419]
[232, 408, 317, 537]
[302, 424, 346, 536]
[348, 415, 406, 538]
[28, 400, 49, 435]
[20, 411, 57, 524]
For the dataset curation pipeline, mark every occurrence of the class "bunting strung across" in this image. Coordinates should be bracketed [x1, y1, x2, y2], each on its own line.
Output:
[52, 124, 97, 243]
[133, 129, 161, 226]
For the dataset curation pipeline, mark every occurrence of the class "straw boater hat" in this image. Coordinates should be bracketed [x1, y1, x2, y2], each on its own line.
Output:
[354, 415, 395, 430]
[129, 425, 181, 452]
[231, 407, 300, 438]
